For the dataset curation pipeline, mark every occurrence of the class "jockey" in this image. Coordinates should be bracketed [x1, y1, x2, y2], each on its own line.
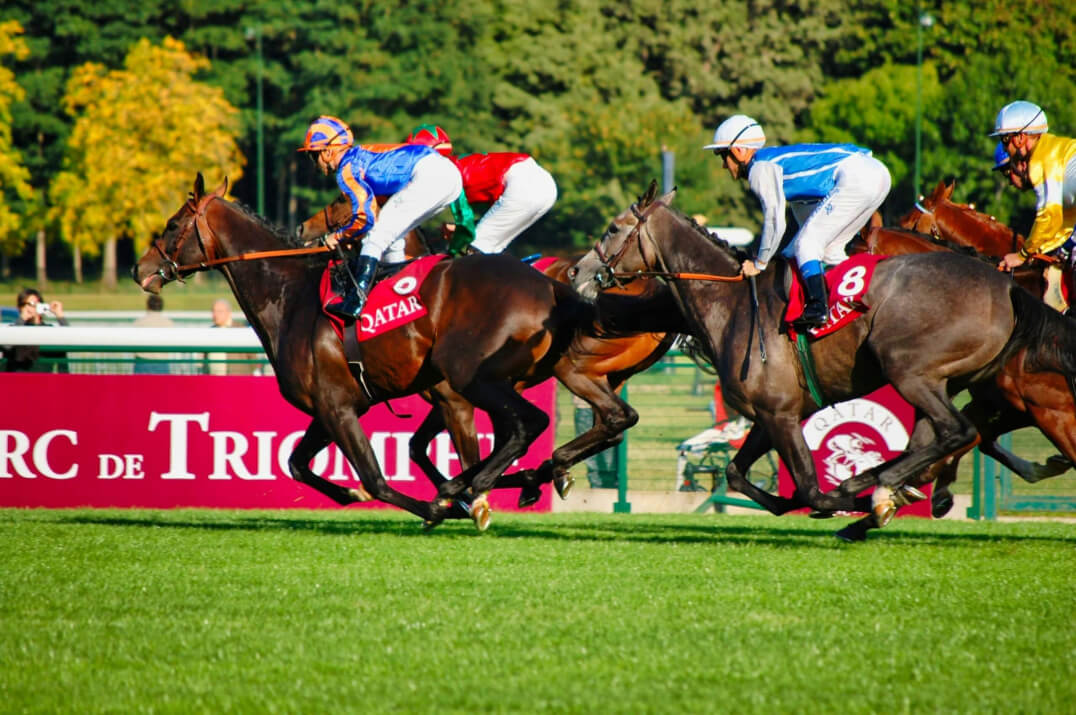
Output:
[406, 124, 558, 255]
[298, 116, 462, 321]
[706, 115, 892, 329]
[993, 142, 1026, 190]
[991, 101, 1076, 272]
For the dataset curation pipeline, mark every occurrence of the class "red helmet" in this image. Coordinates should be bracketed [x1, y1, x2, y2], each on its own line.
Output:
[407, 124, 452, 157]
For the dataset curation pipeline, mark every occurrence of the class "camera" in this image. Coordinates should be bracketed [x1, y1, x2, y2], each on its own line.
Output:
[35, 303, 50, 316]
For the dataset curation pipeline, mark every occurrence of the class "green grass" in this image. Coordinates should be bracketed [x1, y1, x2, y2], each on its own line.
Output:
[1, 509, 1073, 713]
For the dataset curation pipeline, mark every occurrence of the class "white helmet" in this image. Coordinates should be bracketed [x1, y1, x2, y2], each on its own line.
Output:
[990, 101, 1048, 136]
[703, 115, 766, 151]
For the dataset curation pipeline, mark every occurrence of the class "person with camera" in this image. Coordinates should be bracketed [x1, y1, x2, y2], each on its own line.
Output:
[2, 288, 69, 372]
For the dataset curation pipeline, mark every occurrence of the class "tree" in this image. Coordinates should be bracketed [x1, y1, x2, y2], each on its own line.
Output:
[0, 20, 34, 278]
[50, 37, 244, 287]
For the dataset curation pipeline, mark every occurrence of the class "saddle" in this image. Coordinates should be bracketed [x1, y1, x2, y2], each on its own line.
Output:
[319, 254, 448, 364]
[781, 254, 888, 339]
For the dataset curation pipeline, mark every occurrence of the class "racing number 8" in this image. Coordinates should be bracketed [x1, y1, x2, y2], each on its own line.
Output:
[836, 266, 867, 297]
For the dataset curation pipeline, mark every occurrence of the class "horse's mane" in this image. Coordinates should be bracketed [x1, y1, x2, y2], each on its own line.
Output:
[226, 198, 307, 248]
[672, 205, 748, 262]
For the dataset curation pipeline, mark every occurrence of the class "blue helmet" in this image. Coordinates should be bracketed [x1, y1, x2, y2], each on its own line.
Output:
[989, 101, 1048, 137]
[992, 142, 1011, 171]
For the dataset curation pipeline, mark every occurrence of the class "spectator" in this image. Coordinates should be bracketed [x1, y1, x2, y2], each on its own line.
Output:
[132, 294, 175, 374]
[2, 288, 69, 373]
[205, 299, 258, 375]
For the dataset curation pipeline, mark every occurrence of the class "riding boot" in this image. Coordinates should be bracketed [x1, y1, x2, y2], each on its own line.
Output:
[792, 273, 829, 329]
[326, 255, 379, 321]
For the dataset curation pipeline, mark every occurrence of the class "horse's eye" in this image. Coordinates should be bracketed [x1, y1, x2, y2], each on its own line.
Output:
[606, 222, 618, 235]
[165, 221, 178, 233]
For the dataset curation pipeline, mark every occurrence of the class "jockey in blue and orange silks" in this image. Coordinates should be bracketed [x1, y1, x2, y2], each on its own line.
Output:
[706, 115, 892, 329]
[298, 115, 462, 320]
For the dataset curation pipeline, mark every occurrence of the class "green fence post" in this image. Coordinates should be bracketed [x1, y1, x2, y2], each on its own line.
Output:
[613, 384, 631, 513]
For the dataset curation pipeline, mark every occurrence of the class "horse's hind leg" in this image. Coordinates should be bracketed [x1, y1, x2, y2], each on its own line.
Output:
[288, 419, 372, 504]
[722, 424, 803, 515]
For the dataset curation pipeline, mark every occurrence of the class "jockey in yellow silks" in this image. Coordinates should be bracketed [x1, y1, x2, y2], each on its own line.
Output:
[993, 101, 1076, 273]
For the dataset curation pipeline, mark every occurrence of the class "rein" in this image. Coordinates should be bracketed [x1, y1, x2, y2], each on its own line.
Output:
[153, 193, 332, 280]
[611, 269, 745, 283]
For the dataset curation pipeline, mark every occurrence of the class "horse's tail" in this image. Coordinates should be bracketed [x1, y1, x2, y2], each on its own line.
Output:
[1003, 287, 1076, 377]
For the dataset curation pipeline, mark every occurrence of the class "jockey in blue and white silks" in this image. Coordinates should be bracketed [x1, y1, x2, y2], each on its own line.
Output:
[298, 115, 462, 321]
[705, 114, 892, 329]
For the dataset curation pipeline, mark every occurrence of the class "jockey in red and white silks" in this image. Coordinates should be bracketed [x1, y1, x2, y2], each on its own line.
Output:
[407, 124, 558, 255]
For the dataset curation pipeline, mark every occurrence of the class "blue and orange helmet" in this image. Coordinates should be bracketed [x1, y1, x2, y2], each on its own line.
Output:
[298, 115, 354, 153]
[407, 124, 452, 157]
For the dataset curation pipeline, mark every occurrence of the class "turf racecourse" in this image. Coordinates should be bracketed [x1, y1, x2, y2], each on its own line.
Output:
[2, 510, 1073, 713]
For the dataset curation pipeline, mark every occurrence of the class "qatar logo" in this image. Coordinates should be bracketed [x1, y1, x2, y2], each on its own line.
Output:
[801, 397, 909, 490]
[393, 276, 418, 295]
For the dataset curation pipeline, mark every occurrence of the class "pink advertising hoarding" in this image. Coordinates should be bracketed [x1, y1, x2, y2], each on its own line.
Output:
[777, 384, 933, 517]
[0, 374, 555, 511]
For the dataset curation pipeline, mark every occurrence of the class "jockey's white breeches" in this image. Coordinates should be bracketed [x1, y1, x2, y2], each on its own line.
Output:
[790, 153, 892, 267]
[470, 158, 558, 254]
[360, 154, 463, 263]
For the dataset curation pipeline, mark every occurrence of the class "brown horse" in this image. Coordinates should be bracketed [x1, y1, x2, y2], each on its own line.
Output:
[299, 184, 676, 506]
[133, 175, 673, 530]
[570, 190, 1076, 540]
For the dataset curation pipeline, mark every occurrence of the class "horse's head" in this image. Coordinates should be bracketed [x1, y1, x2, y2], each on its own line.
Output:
[896, 178, 1019, 256]
[133, 173, 228, 293]
[569, 180, 674, 299]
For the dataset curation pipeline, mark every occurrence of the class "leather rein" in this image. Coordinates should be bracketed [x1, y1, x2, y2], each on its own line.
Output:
[150, 193, 330, 283]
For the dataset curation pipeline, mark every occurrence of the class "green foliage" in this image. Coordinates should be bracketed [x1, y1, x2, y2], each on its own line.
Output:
[0, 20, 33, 254]
[50, 38, 244, 256]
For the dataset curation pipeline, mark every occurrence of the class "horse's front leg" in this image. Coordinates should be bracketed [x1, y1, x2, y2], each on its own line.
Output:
[722, 423, 800, 516]
[288, 419, 372, 505]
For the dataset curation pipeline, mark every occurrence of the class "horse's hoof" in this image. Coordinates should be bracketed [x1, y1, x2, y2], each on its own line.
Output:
[931, 493, 954, 519]
[471, 494, 492, 532]
[808, 510, 835, 519]
[349, 486, 373, 502]
[893, 484, 927, 506]
[871, 487, 897, 527]
[518, 486, 541, 509]
[553, 474, 575, 500]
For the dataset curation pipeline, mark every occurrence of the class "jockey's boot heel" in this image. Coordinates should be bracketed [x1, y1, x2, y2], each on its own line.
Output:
[792, 273, 828, 329]
[326, 255, 379, 321]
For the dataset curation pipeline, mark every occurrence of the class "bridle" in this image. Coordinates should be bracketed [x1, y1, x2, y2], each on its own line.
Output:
[148, 193, 331, 284]
[588, 201, 744, 289]
[911, 199, 943, 242]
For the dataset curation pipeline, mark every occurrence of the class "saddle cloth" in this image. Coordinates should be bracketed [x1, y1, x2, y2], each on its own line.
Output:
[784, 254, 888, 339]
[319, 254, 447, 342]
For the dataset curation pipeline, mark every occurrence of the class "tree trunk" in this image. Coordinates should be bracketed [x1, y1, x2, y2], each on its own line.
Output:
[1, 251, 9, 280]
[287, 155, 298, 234]
[35, 229, 47, 289]
[73, 243, 83, 284]
[102, 236, 117, 289]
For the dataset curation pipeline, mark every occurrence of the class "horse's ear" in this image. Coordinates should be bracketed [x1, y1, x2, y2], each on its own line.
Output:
[212, 177, 229, 199]
[930, 180, 945, 200]
[194, 172, 206, 199]
[942, 180, 955, 200]
[657, 187, 677, 206]
[640, 179, 658, 206]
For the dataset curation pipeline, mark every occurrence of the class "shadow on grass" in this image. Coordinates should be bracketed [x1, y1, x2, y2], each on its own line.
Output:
[11, 509, 1074, 549]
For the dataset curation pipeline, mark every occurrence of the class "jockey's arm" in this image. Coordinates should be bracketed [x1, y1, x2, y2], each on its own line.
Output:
[747, 160, 786, 271]
[327, 163, 375, 248]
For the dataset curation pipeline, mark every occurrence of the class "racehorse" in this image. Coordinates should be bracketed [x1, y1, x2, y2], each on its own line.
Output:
[898, 180, 1023, 257]
[133, 174, 672, 530]
[568, 189, 1076, 538]
[298, 183, 677, 505]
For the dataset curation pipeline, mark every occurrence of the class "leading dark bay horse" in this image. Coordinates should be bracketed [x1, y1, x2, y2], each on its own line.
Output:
[298, 184, 677, 506]
[569, 190, 1076, 539]
[133, 175, 672, 530]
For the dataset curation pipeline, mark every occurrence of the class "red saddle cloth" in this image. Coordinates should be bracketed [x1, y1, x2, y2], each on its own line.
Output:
[528, 256, 560, 274]
[785, 254, 888, 339]
[319, 254, 448, 342]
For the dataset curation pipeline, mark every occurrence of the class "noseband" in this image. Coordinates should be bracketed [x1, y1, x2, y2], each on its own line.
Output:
[912, 200, 943, 241]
